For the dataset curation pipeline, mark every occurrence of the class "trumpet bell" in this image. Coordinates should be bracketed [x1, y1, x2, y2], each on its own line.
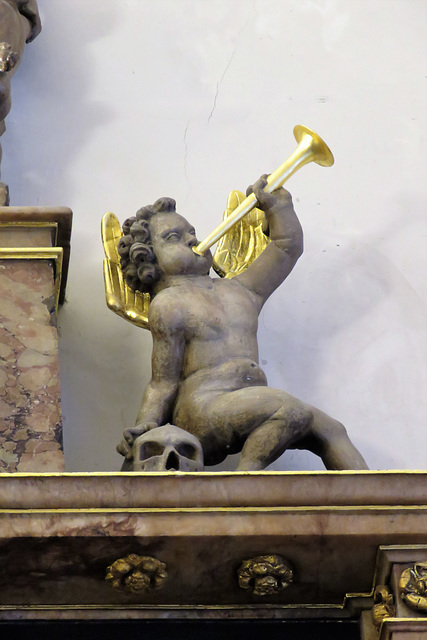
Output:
[193, 124, 335, 256]
[293, 125, 334, 167]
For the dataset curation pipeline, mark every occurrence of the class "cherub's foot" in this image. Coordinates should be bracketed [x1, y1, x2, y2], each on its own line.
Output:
[0, 182, 9, 206]
[0, 43, 19, 74]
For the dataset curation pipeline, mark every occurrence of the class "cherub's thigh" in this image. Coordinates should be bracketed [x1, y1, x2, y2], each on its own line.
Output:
[208, 386, 306, 436]
[175, 386, 309, 464]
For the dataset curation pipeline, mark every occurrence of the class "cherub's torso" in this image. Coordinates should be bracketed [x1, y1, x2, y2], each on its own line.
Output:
[153, 276, 265, 382]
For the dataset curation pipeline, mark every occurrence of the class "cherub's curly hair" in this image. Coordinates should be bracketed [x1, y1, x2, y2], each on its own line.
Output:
[118, 197, 176, 293]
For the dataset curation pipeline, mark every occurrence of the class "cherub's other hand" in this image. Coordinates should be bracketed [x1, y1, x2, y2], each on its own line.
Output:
[246, 175, 292, 211]
[116, 421, 158, 459]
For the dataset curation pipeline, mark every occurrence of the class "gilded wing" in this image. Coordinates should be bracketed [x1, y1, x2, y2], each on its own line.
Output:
[213, 190, 270, 278]
[101, 212, 151, 330]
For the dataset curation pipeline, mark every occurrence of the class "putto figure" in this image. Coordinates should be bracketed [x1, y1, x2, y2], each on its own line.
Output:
[114, 177, 368, 471]
[0, 0, 41, 204]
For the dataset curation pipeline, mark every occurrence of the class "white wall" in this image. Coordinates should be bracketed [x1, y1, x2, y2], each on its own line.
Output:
[3, 0, 426, 471]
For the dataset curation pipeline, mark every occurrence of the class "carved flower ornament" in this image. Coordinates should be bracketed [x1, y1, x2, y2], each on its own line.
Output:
[105, 554, 167, 593]
[238, 554, 293, 596]
[399, 562, 427, 613]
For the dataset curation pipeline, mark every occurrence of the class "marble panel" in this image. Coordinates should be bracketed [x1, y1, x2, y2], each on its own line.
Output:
[0, 260, 64, 472]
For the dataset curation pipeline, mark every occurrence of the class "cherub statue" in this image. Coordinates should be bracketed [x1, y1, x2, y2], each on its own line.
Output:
[0, 0, 41, 204]
[105, 173, 368, 472]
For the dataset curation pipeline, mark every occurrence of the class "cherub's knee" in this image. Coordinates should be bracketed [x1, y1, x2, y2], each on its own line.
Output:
[271, 405, 313, 438]
[314, 416, 349, 444]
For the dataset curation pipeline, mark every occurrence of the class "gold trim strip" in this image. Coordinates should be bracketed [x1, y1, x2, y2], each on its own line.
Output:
[1, 505, 426, 515]
[0, 247, 63, 313]
[0, 470, 426, 478]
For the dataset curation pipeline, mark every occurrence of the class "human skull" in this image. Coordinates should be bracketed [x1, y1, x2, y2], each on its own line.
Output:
[132, 424, 204, 472]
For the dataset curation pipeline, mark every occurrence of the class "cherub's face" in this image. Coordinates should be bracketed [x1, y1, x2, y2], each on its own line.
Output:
[149, 212, 213, 277]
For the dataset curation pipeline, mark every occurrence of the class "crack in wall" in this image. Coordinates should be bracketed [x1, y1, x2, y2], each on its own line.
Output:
[207, 15, 251, 125]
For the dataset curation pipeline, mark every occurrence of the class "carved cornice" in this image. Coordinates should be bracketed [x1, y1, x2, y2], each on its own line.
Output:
[0, 206, 72, 305]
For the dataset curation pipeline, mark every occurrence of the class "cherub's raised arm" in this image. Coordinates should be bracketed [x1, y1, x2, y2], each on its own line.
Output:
[236, 177, 303, 307]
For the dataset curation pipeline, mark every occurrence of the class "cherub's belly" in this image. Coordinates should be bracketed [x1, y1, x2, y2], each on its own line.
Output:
[175, 357, 267, 408]
[172, 358, 268, 464]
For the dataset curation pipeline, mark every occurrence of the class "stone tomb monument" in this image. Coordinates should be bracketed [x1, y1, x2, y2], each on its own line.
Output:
[0, 10, 425, 635]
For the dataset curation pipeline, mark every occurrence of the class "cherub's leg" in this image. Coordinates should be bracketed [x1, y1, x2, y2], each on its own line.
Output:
[236, 403, 313, 471]
[196, 387, 313, 470]
[296, 407, 368, 470]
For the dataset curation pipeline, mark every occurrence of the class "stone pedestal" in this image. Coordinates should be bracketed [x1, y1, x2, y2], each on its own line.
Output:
[0, 471, 426, 628]
[361, 546, 427, 639]
[0, 207, 72, 472]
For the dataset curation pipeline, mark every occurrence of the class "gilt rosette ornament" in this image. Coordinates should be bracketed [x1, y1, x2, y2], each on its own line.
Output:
[399, 562, 427, 613]
[105, 554, 167, 593]
[238, 554, 293, 596]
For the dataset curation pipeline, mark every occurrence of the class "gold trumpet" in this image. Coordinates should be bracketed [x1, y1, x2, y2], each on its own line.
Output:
[193, 125, 334, 256]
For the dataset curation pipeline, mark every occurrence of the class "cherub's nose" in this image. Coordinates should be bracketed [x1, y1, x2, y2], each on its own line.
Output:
[186, 234, 197, 247]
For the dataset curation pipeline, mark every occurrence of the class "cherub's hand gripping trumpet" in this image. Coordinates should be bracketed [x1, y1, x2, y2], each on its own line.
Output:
[193, 125, 334, 256]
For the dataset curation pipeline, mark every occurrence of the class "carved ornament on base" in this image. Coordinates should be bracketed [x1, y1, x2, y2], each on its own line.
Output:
[105, 554, 167, 594]
[371, 585, 395, 628]
[399, 562, 427, 613]
[237, 554, 293, 597]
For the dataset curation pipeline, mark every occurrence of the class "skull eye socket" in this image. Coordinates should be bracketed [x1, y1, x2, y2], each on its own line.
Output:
[139, 442, 165, 460]
[175, 443, 198, 460]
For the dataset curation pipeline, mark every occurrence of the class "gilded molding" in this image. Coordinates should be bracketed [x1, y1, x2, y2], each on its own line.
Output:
[0, 206, 72, 303]
[105, 554, 167, 594]
[237, 554, 293, 596]
[0, 246, 63, 312]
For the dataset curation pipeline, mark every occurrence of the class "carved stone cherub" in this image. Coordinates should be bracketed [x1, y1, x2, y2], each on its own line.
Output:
[0, 0, 41, 204]
[114, 178, 368, 471]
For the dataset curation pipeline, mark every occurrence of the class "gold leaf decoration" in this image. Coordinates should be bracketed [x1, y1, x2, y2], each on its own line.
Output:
[213, 190, 269, 279]
[105, 554, 167, 594]
[101, 212, 150, 329]
[371, 585, 395, 627]
[399, 562, 427, 613]
[237, 554, 293, 597]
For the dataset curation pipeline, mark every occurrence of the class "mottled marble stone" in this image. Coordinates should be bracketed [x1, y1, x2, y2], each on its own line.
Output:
[0, 260, 63, 472]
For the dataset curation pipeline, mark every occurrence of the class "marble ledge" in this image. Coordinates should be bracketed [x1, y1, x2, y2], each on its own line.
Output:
[0, 470, 426, 509]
